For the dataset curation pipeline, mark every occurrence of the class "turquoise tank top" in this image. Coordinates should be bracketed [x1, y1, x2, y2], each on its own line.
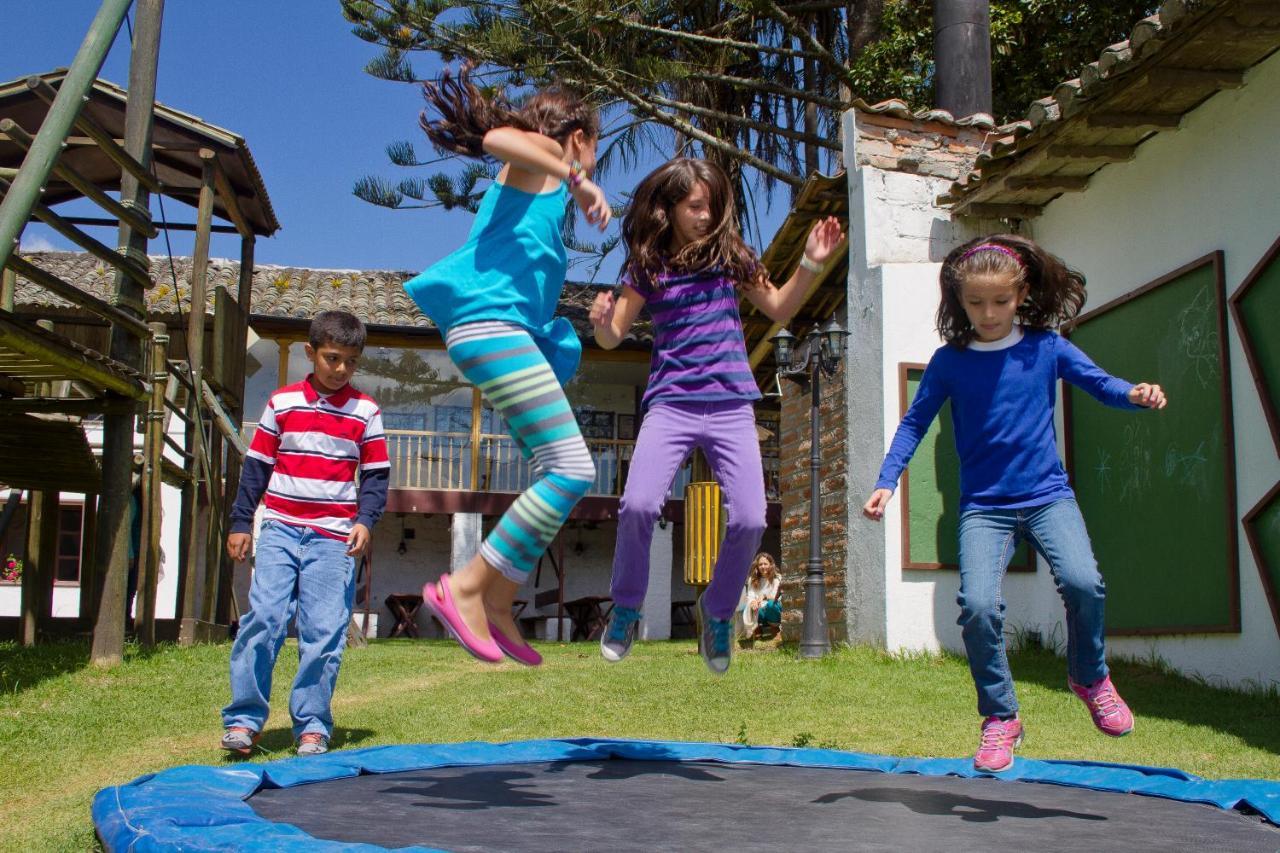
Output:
[403, 180, 581, 385]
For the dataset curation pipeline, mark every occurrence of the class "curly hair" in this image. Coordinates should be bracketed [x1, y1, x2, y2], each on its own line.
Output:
[420, 63, 599, 159]
[937, 234, 1087, 348]
[621, 158, 766, 291]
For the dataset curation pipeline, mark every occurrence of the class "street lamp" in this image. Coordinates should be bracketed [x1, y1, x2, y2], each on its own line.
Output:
[770, 316, 850, 659]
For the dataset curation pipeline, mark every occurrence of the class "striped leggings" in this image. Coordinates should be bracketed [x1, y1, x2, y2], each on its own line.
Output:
[446, 321, 596, 582]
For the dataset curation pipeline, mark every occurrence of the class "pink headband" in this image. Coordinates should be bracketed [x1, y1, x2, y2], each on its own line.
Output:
[959, 243, 1024, 268]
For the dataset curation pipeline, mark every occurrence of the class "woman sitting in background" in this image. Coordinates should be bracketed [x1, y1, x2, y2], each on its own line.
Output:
[740, 552, 781, 639]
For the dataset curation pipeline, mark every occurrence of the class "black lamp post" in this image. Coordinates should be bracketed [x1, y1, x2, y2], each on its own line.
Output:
[771, 317, 850, 659]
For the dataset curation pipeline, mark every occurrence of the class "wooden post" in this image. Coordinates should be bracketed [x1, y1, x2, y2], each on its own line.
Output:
[0, 267, 14, 311]
[276, 338, 290, 387]
[201, 427, 224, 624]
[90, 0, 163, 669]
[19, 490, 59, 646]
[133, 322, 168, 646]
[179, 150, 216, 641]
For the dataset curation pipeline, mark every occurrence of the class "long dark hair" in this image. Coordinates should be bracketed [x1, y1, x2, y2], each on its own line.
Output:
[621, 158, 765, 290]
[420, 63, 599, 158]
[937, 234, 1086, 348]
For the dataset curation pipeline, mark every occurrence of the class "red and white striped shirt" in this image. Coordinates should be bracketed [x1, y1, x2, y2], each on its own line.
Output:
[245, 378, 390, 539]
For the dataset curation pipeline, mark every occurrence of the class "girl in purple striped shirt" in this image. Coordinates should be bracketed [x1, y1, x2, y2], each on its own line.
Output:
[590, 158, 842, 673]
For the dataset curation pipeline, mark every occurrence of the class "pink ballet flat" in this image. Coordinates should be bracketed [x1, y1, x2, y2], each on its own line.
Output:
[489, 622, 543, 666]
[421, 576, 503, 663]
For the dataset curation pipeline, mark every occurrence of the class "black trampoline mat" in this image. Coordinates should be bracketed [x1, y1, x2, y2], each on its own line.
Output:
[248, 760, 1280, 852]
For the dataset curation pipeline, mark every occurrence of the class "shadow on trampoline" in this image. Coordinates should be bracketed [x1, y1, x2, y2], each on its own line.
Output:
[815, 785, 1106, 823]
[377, 768, 557, 810]
[558, 758, 728, 782]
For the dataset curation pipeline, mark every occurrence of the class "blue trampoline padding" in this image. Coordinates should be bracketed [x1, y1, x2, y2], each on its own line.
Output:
[92, 737, 1280, 852]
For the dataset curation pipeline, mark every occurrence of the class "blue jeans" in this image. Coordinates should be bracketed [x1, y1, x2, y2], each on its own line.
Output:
[957, 498, 1108, 719]
[222, 520, 356, 739]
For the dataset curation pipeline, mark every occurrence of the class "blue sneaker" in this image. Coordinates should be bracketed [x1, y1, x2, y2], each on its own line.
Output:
[696, 594, 733, 675]
[600, 605, 641, 662]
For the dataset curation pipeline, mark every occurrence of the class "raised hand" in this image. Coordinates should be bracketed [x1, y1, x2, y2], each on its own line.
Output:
[589, 291, 615, 329]
[804, 216, 845, 266]
[572, 178, 611, 231]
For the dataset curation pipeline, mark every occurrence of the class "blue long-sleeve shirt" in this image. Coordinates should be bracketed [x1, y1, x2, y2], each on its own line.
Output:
[876, 328, 1138, 511]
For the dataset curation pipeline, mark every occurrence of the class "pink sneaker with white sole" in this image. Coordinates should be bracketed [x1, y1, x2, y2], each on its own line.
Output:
[973, 716, 1024, 773]
[1070, 674, 1134, 737]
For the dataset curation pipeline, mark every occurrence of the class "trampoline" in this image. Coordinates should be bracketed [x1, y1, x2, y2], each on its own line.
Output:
[94, 738, 1280, 851]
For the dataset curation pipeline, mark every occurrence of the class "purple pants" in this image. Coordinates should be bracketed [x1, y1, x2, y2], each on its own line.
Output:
[610, 400, 767, 620]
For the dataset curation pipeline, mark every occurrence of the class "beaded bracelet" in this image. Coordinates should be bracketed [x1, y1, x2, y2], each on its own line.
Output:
[567, 160, 586, 188]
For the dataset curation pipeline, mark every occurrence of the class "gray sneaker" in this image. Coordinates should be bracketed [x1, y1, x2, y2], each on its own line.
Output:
[600, 605, 642, 662]
[297, 733, 329, 756]
[220, 727, 258, 756]
[697, 594, 733, 675]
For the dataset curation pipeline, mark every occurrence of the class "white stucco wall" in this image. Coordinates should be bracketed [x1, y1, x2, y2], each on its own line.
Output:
[1025, 50, 1280, 688]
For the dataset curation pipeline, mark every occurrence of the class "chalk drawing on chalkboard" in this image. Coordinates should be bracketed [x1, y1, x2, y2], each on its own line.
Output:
[1177, 284, 1219, 388]
[1162, 441, 1208, 490]
[1093, 448, 1112, 494]
[1117, 421, 1153, 505]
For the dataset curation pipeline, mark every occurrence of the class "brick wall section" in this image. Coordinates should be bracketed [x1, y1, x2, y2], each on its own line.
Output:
[778, 358, 849, 644]
[852, 111, 989, 181]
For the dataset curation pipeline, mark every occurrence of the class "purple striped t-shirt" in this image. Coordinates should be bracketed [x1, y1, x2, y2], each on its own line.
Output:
[626, 267, 762, 412]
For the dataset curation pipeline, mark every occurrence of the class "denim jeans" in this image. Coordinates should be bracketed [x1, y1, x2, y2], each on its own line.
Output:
[222, 519, 356, 739]
[957, 498, 1108, 719]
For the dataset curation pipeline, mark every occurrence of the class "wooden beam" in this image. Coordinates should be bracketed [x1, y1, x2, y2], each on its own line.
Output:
[5, 179, 153, 291]
[1086, 113, 1181, 131]
[211, 159, 255, 239]
[1045, 144, 1136, 163]
[0, 397, 136, 415]
[957, 202, 1043, 219]
[5, 255, 151, 340]
[0, 119, 158, 239]
[27, 76, 164, 194]
[0, 310, 147, 400]
[51, 215, 240, 235]
[1143, 68, 1245, 90]
[1005, 175, 1090, 191]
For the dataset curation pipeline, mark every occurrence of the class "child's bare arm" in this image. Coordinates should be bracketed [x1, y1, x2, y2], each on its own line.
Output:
[591, 285, 646, 349]
[744, 217, 845, 323]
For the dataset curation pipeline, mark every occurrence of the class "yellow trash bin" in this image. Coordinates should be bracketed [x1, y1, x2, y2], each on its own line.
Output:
[684, 480, 727, 586]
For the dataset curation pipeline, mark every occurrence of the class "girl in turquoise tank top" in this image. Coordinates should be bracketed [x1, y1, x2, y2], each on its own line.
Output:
[405, 65, 611, 666]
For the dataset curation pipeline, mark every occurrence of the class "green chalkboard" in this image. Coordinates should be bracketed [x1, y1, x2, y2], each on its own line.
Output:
[1065, 253, 1238, 635]
[1243, 483, 1280, 639]
[899, 364, 1033, 572]
[1230, 233, 1280, 455]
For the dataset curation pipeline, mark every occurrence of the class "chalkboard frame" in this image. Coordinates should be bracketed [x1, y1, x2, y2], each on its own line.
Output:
[1063, 251, 1240, 635]
[1242, 479, 1280, 639]
[898, 362, 1035, 573]
[1228, 231, 1280, 458]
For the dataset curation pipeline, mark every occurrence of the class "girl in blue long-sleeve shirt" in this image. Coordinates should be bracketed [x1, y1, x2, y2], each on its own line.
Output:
[864, 235, 1167, 773]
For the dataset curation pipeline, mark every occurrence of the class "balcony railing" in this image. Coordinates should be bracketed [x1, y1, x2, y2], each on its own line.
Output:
[245, 426, 778, 500]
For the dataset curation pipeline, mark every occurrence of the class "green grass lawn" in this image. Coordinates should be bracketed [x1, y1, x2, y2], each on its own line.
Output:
[2, 638, 1278, 851]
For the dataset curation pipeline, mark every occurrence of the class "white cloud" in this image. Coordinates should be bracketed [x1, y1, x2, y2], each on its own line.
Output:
[18, 234, 63, 253]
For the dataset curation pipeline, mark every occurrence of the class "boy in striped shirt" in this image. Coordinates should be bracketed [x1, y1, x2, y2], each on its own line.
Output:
[221, 311, 389, 757]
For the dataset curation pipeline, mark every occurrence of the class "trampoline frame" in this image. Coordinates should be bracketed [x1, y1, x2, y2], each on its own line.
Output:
[92, 738, 1280, 852]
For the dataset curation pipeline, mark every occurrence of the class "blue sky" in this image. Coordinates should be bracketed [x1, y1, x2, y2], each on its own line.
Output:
[3, 3, 793, 283]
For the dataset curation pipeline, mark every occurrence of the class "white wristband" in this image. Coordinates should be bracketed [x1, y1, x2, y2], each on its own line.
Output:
[799, 254, 822, 274]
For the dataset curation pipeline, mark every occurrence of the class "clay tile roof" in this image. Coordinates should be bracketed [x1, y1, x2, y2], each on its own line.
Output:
[12, 250, 620, 341]
[937, 0, 1280, 219]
